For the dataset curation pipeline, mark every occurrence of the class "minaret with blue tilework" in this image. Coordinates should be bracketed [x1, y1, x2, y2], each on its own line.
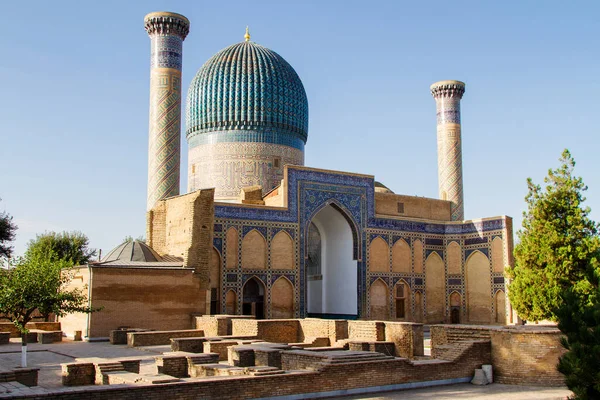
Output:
[431, 80, 466, 221]
[145, 12, 189, 210]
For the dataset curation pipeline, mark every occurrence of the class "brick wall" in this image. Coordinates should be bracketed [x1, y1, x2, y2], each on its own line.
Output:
[430, 324, 498, 350]
[194, 315, 255, 337]
[0, 322, 61, 339]
[232, 319, 300, 343]
[127, 330, 204, 347]
[81, 268, 203, 338]
[490, 328, 566, 386]
[348, 321, 385, 341]
[374, 192, 452, 221]
[146, 202, 166, 254]
[298, 318, 347, 345]
[28, 341, 490, 400]
[383, 322, 424, 358]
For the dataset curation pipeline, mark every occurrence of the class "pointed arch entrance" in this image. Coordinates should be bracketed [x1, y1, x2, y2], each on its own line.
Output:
[306, 203, 358, 318]
[242, 277, 265, 319]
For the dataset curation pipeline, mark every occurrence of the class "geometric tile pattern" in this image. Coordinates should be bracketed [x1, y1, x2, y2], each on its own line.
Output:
[186, 41, 309, 143]
[145, 12, 189, 210]
[188, 141, 304, 199]
[185, 39, 308, 201]
[212, 165, 508, 319]
[431, 81, 466, 221]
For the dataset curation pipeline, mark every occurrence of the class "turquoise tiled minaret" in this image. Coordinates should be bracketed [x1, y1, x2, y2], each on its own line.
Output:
[186, 29, 309, 201]
[145, 12, 189, 211]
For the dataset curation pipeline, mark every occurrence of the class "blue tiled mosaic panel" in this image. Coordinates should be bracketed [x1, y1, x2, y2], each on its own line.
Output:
[188, 130, 305, 151]
[151, 35, 183, 70]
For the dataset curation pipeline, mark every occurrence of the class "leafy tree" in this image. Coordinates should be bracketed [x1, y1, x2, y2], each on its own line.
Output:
[556, 259, 600, 400]
[0, 198, 17, 259]
[122, 235, 145, 243]
[507, 149, 600, 321]
[25, 231, 96, 266]
[0, 248, 96, 366]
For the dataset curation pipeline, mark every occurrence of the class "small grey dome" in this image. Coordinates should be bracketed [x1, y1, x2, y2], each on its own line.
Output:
[102, 240, 162, 262]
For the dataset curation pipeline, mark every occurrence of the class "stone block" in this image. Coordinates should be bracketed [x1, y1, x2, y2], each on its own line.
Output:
[110, 328, 151, 345]
[120, 359, 141, 373]
[254, 348, 282, 369]
[471, 368, 489, 385]
[229, 346, 255, 367]
[171, 337, 206, 353]
[482, 364, 493, 383]
[61, 363, 95, 386]
[127, 329, 204, 347]
[204, 340, 239, 361]
[38, 331, 62, 344]
[155, 354, 189, 378]
[13, 368, 39, 387]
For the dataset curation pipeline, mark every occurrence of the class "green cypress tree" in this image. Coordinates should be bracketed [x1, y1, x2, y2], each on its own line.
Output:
[507, 149, 600, 321]
[556, 259, 600, 399]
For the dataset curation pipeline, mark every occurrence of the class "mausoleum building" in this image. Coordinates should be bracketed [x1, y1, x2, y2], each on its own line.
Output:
[61, 12, 516, 339]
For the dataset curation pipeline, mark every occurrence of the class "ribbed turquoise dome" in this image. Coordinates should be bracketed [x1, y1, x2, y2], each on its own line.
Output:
[185, 41, 309, 144]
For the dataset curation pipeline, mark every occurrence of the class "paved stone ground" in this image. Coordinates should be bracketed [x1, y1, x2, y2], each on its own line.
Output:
[0, 338, 162, 389]
[332, 383, 572, 399]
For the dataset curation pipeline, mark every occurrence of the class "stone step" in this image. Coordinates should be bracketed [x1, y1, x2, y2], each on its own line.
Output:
[187, 353, 220, 365]
[248, 369, 285, 376]
[326, 355, 394, 364]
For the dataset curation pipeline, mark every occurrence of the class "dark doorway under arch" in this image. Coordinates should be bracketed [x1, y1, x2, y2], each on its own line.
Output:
[242, 278, 265, 319]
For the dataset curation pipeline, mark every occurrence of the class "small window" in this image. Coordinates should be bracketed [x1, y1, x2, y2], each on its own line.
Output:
[191, 164, 196, 174]
[273, 158, 281, 168]
[397, 202, 404, 214]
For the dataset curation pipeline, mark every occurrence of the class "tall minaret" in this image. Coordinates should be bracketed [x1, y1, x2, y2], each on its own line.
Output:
[144, 12, 190, 210]
[430, 80, 466, 221]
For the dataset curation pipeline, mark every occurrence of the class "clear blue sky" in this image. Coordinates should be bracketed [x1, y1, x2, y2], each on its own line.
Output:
[1, 0, 599, 257]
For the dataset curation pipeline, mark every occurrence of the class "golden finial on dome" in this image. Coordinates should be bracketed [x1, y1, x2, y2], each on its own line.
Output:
[244, 26, 251, 41]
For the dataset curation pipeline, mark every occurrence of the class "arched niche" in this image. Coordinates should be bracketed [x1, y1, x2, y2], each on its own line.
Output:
[226, 227, 239, 269]
[449, 291, 461, 324]
[425, 252, 445, 323]
[392, 239, 411, 273]
[225, 290, 237, 315]
[369, 279, 389, 320]
[271, 231, 295, 270]
[414, 291, 423, 323]
[241, 230, 266, 269]
[495, 290, 506, 325]
[369, 236, 389, 273]
[466, 251, 492, 323]
[271, 277, 294, 318]
[413, 239, 423, 273]
[491, 237, 505, 273]
[446, 241, 461, 275]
